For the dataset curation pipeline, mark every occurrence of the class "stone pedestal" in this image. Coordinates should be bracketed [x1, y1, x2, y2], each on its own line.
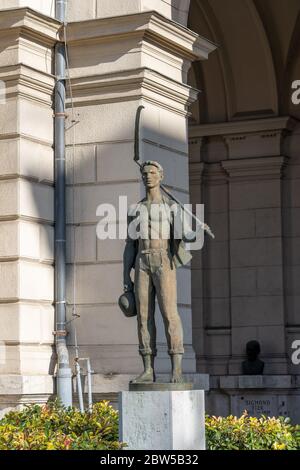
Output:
[206, 374, 300, 424]
[119, 389, 205, 450]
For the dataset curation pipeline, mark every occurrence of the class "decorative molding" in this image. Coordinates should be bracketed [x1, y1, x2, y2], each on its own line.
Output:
[0, 132, 53, 147]
[205, 328, 231, 336]
[219, 375, 298, 390]
[142, 138, 188, 158]
[189, 116, 298, 139]
[189, 162, 204, 185]
[221, 156, 288, 182]
[67, 67, 199, 115]
[189, 137, 204, 163]
[189, 117, 299, 160]
[202, 162, 227, 185]
[0, 7, 60, 46]
[223, 130, 286, 159]
[65, 10, 217, 61]
[0, 64, 54, 106]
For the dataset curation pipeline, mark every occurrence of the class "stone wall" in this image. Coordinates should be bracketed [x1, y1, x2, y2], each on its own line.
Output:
[0, 1, 216, 411]
[63, 9, 215, 378]
[0, 5, 60, 410]
[189, 118, 300, 422]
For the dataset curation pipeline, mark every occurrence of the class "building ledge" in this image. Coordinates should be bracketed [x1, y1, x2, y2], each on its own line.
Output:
[217, 375, 300, 390]
[0, 7, 60, 45]
[65, 10, 217, 61]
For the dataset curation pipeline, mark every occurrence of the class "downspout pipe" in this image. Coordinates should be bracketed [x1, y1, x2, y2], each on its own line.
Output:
[54, 0, 72, 408]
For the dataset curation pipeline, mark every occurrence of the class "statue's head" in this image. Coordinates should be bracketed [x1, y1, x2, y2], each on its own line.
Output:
[140, 160, 164, 189]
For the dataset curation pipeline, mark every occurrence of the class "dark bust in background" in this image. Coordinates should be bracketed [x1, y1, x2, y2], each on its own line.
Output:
[242, 340, 265, 375]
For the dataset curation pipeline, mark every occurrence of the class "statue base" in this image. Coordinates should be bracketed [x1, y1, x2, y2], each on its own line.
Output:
[129, 382, 193, 392]
[119, 389, 206, 450]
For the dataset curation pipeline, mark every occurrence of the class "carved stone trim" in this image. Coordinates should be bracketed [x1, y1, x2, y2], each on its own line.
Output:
[221, 156, 288, 182]
[0, 64, 54, 106]
[0, 7, 60, 46]
[68, 68, 198, 115]
[189, 116, 298, 139]
[189, 162, 204, 185]
[65, 10, 217, 61]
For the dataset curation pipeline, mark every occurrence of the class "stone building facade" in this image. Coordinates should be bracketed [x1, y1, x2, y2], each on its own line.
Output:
[0, 0, 299, 421]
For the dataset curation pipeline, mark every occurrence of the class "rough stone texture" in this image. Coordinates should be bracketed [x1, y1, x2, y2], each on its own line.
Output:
[119, 390, 205, 450]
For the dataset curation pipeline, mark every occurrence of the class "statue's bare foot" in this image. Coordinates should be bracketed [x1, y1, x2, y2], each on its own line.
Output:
[170, 354, 184, 383]
[130, 370, 155, 384]
[171, 371, 184, 383]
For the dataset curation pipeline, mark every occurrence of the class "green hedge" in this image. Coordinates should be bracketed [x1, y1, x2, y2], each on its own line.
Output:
[0, 401, 299, 450]
[206, 414, 300, 450]
[0, 401, 123, 450]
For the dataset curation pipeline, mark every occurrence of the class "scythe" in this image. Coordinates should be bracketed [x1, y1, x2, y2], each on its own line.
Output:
[133, 105, 215, 239]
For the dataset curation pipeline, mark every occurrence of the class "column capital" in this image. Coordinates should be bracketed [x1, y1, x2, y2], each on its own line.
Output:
[189, 117, 297, 160]
[189, 162, 205, 185]
[0, 7, 60, 46]
[68, 68, 198, 116]
[189, 136, 205, 163]
[199, 162, 228, 186]
[65, 10, 217, 62]
[221, 156, 288, 182]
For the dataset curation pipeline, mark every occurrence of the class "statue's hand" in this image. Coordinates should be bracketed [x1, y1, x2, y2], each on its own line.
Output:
[123, 279, 134, 293]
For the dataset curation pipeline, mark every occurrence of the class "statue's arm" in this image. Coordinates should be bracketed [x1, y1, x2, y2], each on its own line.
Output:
[171, 203, 198, 243]
[123, 216, 137, 291]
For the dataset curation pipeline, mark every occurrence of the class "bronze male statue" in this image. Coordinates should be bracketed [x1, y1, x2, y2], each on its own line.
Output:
[122, 160, 199, 384]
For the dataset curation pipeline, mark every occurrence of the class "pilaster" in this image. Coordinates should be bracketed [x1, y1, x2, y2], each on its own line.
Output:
[189, 117, 296, 376]
[0, 8, 59, 382]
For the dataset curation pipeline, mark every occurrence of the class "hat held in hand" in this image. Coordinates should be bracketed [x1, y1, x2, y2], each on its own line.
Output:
[118, 290, 137, 318]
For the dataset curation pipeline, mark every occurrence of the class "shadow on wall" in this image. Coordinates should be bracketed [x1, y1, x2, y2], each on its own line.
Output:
[188, 0, 300, 124]
[63, 97, 196, 375]
[0, 0, 193, 380]
[187, 0, 300, 376]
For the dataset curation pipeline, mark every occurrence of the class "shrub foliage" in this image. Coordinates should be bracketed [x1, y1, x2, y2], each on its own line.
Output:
[0, 401, 299, 450]
[206, 413, 300, 450]
[0, 400, 123, 450]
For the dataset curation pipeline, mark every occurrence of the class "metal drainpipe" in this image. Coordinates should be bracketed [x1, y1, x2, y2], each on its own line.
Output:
[54, 0, 72, 408]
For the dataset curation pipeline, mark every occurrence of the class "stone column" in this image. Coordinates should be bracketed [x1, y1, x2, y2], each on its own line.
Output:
[221, 117, 296, 375]
[188, 117, 298, 417]
[189, 140, 205, 369]
[189, 130, 231, 379]
[0, 6, 59, 413]
[64, 8, 216, 388]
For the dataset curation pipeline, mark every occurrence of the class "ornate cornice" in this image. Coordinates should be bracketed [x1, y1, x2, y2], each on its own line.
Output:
[189, 117, 297, 139]
[65, 10, 217, 61]
[189, 162, 205, 185]
[221, 156, 288, 182]
[189, 117, 298, 159]
[0, 64, 54, 106]
[202, 163, 227, 185]
[0, 7, 60, 46]
[67, 67, 198, 116]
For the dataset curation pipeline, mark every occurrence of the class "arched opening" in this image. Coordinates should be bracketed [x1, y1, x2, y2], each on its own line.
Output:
[187, 0, 300, 418]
